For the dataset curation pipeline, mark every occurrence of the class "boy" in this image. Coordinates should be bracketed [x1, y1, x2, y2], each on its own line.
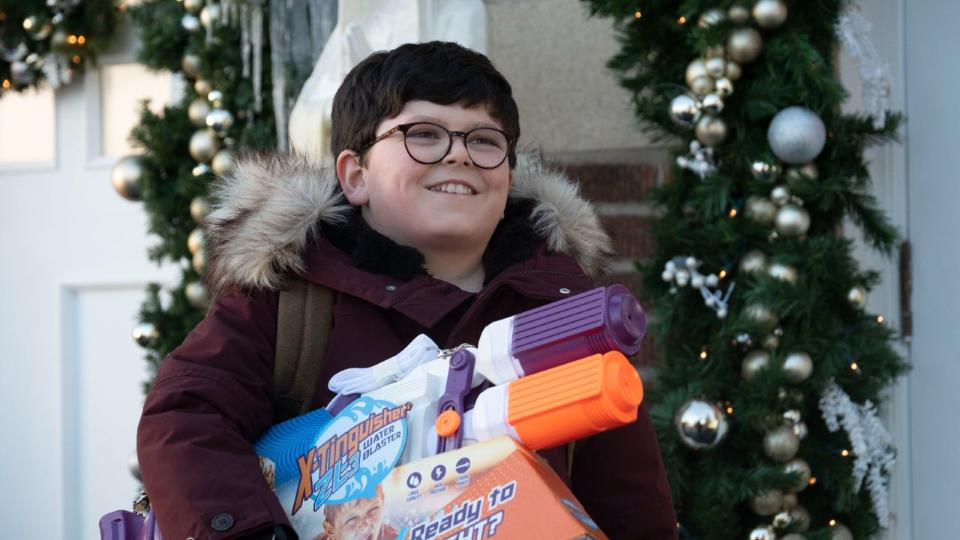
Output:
[137, 41, 676, 539]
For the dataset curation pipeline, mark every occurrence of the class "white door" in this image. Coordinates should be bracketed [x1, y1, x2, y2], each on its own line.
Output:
[0, 25, 179, 539]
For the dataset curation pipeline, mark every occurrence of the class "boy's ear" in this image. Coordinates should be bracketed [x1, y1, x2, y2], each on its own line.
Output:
[336, 149, 369, 206]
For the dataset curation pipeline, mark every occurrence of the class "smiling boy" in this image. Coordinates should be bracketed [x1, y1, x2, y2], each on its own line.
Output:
[137, 41, 676, 540]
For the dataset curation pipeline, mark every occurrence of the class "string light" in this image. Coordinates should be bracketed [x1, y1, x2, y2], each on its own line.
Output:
[829, 519, 837, 527]
[0, 11, 6, 22]
[841, 449, 850, 457]
[678, 16, 687, 25]
[634, 10, 643, 19]
[2, 79, 10, 90]
[699, 349, 708, 360]
[72, 55, 82, 64]
[78, 35, 87, 45]
[876, 315, 885, 324]
[728, 208, 738, 218]
[719, 270, 728, 279]
[726, 405, 734, 414]
[808, 477, 817, 486]
[68, 34, 78, 44]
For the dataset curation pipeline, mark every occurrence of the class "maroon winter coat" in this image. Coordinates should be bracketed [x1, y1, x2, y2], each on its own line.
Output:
[137, 154, 676, 540]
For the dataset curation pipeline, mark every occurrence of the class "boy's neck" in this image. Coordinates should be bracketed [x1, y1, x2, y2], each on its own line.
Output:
[421, 248, 486, 292]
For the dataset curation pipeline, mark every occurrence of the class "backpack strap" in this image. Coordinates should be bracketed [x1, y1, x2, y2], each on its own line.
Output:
[273, 278, 336, 423]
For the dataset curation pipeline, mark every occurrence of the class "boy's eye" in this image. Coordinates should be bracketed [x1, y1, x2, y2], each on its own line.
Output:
[407, 125, 444, 140]
[468, 130, 507, 149]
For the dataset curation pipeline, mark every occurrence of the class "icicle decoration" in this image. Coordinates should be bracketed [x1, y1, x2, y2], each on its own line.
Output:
[661, 256, 735, 318]
[837, 5, 891, 129]
[250, 1, 264, 113]
[819, 380, 895, 526]
[676, 140, 718, 180]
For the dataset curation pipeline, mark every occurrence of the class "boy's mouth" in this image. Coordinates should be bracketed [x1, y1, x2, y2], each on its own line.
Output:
[427, 181, 476, 195]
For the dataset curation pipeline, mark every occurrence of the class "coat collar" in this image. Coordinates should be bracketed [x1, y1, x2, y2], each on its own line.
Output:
[204, 151, 612, 297]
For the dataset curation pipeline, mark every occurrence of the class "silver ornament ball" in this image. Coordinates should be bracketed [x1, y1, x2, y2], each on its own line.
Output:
[698, 9, 726, 28]
[190, 196, 211, 224]
[695, 115, 728, 146]
[775, 204, 811, 237]
[727, 28, 763, 64]
[784, 458, 812, 492]
[181, 53, 201, 79]
[111, 155, 146, 201]
[181, 14, 201, 33]
[726, 61, 743, 81]
[10, 61, 34, 86]
[748, 525, 776, 540]
[782, 493, 798, 510]
[745, 303, 779, 330]
[205, 108, 234, 137]
[739, 250, 768, 274]
[194, 79, 212, 97]
[192, 163, 212, 177]
[207, 89, 225, 107]
[185, 281, 211, 310]
[705, 57, 727, 79]
[770, 185, 791, 206]
[733, 332, 754, 350]
[783, 409, 802, 424]
[768, 107, 827, 164]
[132, 322, 159, 348]
[742, 350, 771, 381]
[762, 333, 780, 350]
[211, 149, 236, 177]
[669, 94, 701, 127]
[792, 421, 808, 440]
[728, 5, 751, 24]
[745, 196, 778, 225]
[690, 76, 715, 96]
[675, 399, 729, 450]
[189, 129, 222, 163]
[701, 93, 725, 115]
[199, 4, 222, 28]
[767, 262, 799, 284]
[831, 524, 853, 540]
[715, 77, 734, 97]
[847, 286, 868, 309]
[686, 59, 709, 87]
[751, 160, 781, 182]
[750, 489, 784, 516]
[188, 97, 212, 127]
[786, 163, 819, 183]
[782, 351, 813, 384]
[763, 425, 800, 462]
[753, 0, 789, 29]
[187, 227, 205, 255]
[773, 511, 793, 529]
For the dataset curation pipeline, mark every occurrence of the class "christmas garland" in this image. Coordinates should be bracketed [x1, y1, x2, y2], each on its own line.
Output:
[0, 0, 118, 95]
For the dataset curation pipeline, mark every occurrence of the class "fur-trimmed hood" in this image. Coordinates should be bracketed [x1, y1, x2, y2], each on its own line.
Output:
[204, 152, 612, 295]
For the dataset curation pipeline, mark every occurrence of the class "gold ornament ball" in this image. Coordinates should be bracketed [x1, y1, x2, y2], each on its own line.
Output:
[739, 250, 768, 274]
[187, 227, 206, 255]
[763, 425, 800, 462]
[786, 163, 819, 183]
[775, 204, 811, 236]
[686, 59, 709, 87]
[748, 525, 776, 540]
[181, 53, 201, 79]
[189, 129, 222, 163]
[728, 5, 751, 23]
[695, 115, 728, 146]
[715, 77, 734, 97]
[745, 303, 779, 330]
[790, 506, 811, 531]
[212, 149, 236, 177]
[753, 0, 788, 29]
[767, 262, 799, 284]
[675, 399, 729, 450]
[831, 524, 853, 540]
[192, 249, 207, 275]
[772, 511, 793, 529]
[847, 285, 868, 309]
[762, 333, 780, 350]
[701, 93, 724, 115]
[190, 196, 212, 224]
[784, 458, 812, 492]
[741, 350, 771, 381]
[188, 98, 212, 127]
[205, 108, 234, 137]
[132, 322, 159, 348]
[746, 195, 778, 225]
[705, 57, 727, 79]
[183, 0, 205, 14]
[207, 90, 225, 108]
[111, 155, 146, 201]
[195, 79, 212, 97]
[751, 160, 781, 182]
[185, 281, 211, 310]
[749, 489, 784, 516]
[782, 351, 814, 383]
[728, 28, 763, 64]
[725, 61, 743, 81]
[199, 3, 222, 28]
[690, 76, 715, 96]
[782, 493, 798, 510]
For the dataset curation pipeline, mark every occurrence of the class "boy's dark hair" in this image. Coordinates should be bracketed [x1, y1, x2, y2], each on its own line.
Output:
[331, 41, 520, 169]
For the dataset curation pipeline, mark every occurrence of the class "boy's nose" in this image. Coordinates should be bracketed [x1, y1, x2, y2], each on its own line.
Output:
[444, 135, 474, 167]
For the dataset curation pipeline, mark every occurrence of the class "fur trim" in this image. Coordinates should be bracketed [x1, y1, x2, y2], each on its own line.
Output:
[204, 151, 612, 294]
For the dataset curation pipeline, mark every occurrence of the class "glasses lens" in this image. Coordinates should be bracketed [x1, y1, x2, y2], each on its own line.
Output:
[465, 128, 509, 168]
[404, 123, 449, 164]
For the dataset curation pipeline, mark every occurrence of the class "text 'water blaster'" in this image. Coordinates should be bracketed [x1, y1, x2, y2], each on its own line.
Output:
[326, 285, 647, 463]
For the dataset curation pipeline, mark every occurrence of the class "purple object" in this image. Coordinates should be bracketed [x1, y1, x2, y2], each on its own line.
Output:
[435, 349, 476, 454]
[510, 284, 645, 376]
[326, 392, 360, 415]
[98, 510, 163, 540]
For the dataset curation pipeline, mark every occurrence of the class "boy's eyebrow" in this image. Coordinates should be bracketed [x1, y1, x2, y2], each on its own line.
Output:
[406, 115, 501, 130]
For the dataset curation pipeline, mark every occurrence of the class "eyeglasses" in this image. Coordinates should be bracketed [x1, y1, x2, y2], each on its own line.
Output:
[359, 122, 513, 169]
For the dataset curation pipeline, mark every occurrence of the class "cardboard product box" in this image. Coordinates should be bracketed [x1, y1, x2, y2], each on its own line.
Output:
[254, 396, 607, 540]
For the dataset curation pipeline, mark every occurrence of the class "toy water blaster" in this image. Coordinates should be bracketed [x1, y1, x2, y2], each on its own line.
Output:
[324, 284, 647, 463]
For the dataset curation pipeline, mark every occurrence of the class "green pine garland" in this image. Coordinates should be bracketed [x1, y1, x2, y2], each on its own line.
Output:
[582, 1, 908, 539]
[125, 0, 277, 385]
[0, 0, 118, 95]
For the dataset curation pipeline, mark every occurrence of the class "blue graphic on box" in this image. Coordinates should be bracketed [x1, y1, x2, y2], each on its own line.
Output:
[254, 396, 411, 516]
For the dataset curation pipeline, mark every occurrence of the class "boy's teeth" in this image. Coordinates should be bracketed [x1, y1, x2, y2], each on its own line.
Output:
[431, 183, 475, 195]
